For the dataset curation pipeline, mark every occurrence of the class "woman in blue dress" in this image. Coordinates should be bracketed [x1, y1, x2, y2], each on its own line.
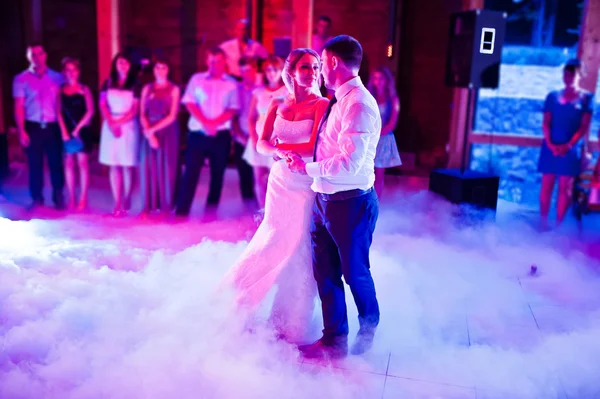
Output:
[538, 58, 593, 228]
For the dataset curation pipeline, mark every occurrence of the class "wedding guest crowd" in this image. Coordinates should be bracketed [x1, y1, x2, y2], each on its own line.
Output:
[10, 38, 287, 218]
[7, 16, 429, 220]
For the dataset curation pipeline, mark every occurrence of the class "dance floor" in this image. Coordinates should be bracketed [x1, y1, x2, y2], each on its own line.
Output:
[1, 168, 600, 399]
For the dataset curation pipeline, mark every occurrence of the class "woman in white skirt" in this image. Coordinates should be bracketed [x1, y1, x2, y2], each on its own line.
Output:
[368, 66, 402, 197]
[244, 55, 287, 208]
[99, 53, 141, 216]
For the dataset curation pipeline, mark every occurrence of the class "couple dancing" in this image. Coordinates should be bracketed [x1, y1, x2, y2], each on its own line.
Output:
[222, 35, 381, 359]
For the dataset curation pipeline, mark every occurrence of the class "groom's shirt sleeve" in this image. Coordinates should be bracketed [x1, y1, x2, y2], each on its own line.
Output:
[305, 102, 379, 178]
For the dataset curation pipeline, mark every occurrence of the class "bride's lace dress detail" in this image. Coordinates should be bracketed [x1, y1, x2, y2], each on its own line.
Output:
[222, 117, 317, 342]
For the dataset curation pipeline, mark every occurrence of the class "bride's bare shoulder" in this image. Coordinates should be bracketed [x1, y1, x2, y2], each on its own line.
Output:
[266, 95, 289, 115]
[302, 96, 328, 108]
[315, 97, 330, 110]
[270, 93, 291, 108]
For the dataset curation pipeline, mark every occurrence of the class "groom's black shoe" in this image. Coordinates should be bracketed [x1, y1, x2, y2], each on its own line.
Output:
[350, 328, 376, 356]
[298, 336, 348, 360]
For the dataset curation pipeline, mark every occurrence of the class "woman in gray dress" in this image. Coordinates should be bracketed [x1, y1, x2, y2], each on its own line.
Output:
[139, 55, 181, 215]
[368, 66, 402, 197]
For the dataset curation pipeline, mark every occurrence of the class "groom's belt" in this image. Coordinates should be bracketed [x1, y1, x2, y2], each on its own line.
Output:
[318, 187, 373, 202]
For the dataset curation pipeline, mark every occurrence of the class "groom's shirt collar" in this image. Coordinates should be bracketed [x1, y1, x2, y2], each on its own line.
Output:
[334, 76, 362, 102]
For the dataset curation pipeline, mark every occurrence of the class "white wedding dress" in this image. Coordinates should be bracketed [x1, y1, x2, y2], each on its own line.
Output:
[222, 116, 318, 342]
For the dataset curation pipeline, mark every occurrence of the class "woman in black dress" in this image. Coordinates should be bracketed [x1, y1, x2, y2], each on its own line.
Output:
[57, 57, 95, 210]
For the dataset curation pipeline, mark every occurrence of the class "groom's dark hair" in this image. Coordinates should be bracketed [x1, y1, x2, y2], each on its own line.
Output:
[323, 35, 362, 70]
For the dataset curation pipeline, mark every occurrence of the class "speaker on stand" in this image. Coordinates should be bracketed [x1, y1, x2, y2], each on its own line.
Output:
[429, 9, 507, 212]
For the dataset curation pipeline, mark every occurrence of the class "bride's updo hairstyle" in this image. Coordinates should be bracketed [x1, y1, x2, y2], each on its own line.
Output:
[282, 48, 322, 97]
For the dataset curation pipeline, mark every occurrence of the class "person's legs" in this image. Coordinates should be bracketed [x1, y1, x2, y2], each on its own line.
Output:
[122, 166, 134, 212]
[175, 133, 207, 216]
[374, 167, 385, 198]
[45, 124, 65, 209]
[233, 141, 255, 202]
[76, 153, 89, 210]
[540, 173, 556, 229]
[326, 192, 380, 336]
[109, 166, 123, 214]
[557, 175, 574, 225]
[25, 123, 45, 205]
[206, 131, 232, 207]
[64, 154, 76, 208]
[299, 196, 348, 359]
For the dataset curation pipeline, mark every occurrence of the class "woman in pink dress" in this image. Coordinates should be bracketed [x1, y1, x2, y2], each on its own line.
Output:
[243, 55, 287, 208]
[138, 55, 181, 216]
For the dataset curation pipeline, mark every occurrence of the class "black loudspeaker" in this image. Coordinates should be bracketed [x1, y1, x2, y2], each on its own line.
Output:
[445, 9, 507, 89]
[433, 9, 505, 212]
[429, 169, 500, 211]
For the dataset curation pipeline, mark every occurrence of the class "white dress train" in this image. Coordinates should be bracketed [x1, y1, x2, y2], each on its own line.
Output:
[222, 117, 318, 342]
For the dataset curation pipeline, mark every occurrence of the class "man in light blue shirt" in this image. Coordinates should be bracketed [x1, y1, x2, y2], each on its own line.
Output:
[175, 47, 240, 217]
[13, 43, 65, 209]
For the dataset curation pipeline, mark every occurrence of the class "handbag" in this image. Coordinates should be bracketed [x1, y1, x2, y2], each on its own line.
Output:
[64, 137, 84, 154]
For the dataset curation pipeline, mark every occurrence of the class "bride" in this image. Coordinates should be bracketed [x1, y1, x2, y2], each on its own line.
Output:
[221, 48, 329, 342]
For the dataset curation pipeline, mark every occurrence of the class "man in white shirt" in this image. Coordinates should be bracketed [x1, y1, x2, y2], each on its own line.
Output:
[175, 47, 240, 217]
[220, 19, 269, 80]
[287, 35, 382, 359]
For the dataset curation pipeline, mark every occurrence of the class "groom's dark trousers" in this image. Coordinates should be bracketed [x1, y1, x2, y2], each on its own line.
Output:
[310, 187, 380, 341]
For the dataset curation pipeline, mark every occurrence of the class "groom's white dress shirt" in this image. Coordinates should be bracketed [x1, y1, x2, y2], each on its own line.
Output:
[305, 77, 382, 194]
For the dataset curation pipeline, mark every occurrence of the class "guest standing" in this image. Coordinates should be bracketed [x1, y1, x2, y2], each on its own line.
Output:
[367, 66, 401, 197]
[311, 16, 333, 55]
[538, 58, 593, 228]
[312, 16, 334, 97]
[220, 19, 269, 80]
[13, 42, 65, 209]
[57, 57, 95, 210]
[232, 57, 258, 206]
[139, 55, 181, 215]
[243, 55, 287, 208]
[175, 47, 240, 217]
[99, 52, 141, 216]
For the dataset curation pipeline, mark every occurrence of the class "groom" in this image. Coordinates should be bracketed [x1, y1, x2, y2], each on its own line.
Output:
[287, 35, 381, 359]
